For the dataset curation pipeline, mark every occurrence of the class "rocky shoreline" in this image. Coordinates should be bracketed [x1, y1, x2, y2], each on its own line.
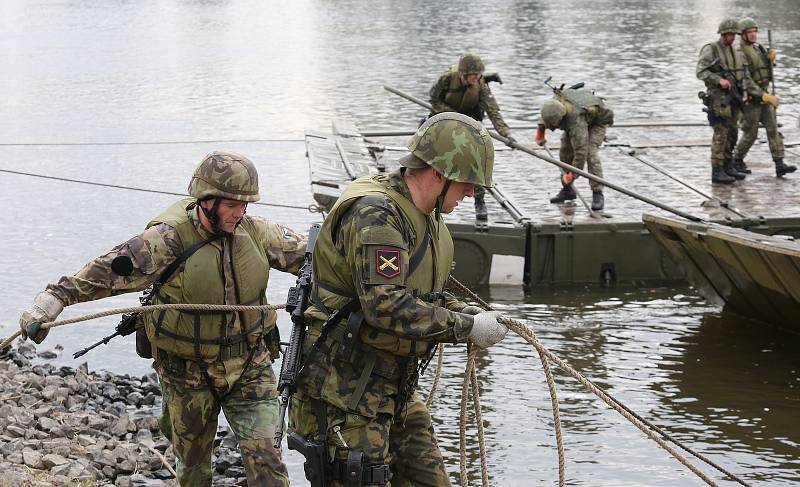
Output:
[0, 342, 248, 486]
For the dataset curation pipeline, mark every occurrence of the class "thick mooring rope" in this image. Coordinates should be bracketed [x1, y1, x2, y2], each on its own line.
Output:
[447, 276, 751, 487]
[0, 303, 287, 350]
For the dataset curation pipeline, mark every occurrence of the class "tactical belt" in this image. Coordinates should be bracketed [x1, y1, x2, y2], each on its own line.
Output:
[329, 459, 392, 486]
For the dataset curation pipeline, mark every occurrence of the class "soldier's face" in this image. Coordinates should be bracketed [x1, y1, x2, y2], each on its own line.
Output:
[743, 28, 757, 44]
[441, 180, 475, 213]
[462, 74, 481, 86]
[721, 33, 736, 46]
[200, 198, 247, 233]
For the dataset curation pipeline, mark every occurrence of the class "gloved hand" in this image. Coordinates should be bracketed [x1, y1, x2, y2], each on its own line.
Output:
[468, 311, 507, 349]
[19, 291, 64, 344]
[762, 93, 779, 108]
[460, 305, 484, 315]
[535, 125, 546, 146]
[767, 48, 777, 65]
[504, 134, 517, 148]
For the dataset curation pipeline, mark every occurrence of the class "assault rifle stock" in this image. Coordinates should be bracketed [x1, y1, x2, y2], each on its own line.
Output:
[274, 222, 321, 449]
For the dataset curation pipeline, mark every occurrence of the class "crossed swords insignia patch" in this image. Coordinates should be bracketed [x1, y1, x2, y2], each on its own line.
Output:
[375, 248, 401, 278]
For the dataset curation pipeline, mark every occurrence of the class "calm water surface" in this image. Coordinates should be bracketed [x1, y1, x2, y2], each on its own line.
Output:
[1, 1, 799, 485]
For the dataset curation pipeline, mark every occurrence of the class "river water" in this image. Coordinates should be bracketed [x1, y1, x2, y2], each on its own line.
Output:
[1, 0, 799, 485]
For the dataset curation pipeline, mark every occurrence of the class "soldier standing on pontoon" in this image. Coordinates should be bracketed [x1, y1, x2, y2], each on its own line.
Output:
[429, 52, 516, 221]
[732, 17, 796, 177]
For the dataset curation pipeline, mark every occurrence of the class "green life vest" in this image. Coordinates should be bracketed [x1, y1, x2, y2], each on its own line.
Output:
[443, 65, 482, 119]
[557, 89, 604, 123]
[303, 173, 455, 415]
[703, 41, 747, 89]
[739, 42, 772, 90]
[143, 199, 274, 361]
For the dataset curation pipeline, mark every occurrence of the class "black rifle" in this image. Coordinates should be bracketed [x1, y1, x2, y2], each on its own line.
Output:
[274, 222, 321, 449]
[699, 58, 745, 109]
[73, 288, 154, 359]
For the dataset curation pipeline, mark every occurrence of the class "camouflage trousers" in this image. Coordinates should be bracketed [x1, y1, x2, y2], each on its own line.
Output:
[289, 392, 451, 486]
[560, 125, 606, 191]
[734, 101, 784, 160]
[157, 351, 289, 487]
[709, 101, 741, 166]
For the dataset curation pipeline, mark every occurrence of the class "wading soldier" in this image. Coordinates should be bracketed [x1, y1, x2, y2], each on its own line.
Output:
[696, 18, 756, 184]
[288, 112, 508, 486]
[429, 52, 516, 220]
[19, 151, 306, 486]
[535, 87, 614, 211]
[732, 17, 796, 177]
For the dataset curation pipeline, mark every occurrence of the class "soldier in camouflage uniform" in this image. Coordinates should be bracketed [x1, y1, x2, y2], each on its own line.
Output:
[288, 112, 509, 486]
[534, 87, 614, 211]
[696, 18, 757, 184]
[429, 53, 516, 221]
[19, 151, 306, 487]
[732, 17, 797, 177]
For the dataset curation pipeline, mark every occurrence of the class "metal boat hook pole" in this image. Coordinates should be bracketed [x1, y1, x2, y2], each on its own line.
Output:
[384, 85, 706, 223]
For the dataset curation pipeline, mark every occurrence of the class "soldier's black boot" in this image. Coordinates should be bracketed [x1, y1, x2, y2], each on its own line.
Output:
[712, 165, 735, 184]
[732, 158, 751, 174]
[474, 194, 488, 221]
[774, 158, 797, 177]
[591, 191, 604, 211]
[723, 159, 746, 180]
[549, 183, 577, 204]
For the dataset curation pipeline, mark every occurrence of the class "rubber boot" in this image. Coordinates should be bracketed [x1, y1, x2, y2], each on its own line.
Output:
[774, 158, 797, 177]
[711, 165, 735, 184]
[723, 159, 746, 180]
[591, 191, 604, 211]
[732, 158, 751, 174]
[474, 193, 488, 221]
[549, 183, 577, 204]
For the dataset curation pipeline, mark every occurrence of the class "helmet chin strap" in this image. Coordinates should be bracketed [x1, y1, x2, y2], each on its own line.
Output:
[434, 179, 453, 232]
[199, 198, 233, 236]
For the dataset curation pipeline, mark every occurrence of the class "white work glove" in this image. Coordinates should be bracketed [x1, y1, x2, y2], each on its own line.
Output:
[19, 291, 64, 344]
[460, 305, 484, 315]
[468, 311, 507, 349]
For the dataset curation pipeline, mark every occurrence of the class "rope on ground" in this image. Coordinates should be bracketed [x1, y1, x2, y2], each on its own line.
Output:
[0, 168, 321, 212]
[0, 303, 287, 350]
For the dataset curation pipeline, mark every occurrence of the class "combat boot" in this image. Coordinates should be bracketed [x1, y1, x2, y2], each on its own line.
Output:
[774, 158, 797, 177]
[549, 183, 577, 204]
[732, 158, 751, 174]
[474, 194, 488, 221]
[723, 159, 746, 180]
[712, 165, 735, 184]
[591, 191, 604, 211]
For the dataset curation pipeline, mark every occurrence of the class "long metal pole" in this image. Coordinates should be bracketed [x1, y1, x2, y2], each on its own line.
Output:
[619, 147, 748, 219]
[361, 122, 707, 138]
[384, 85, 705, 223]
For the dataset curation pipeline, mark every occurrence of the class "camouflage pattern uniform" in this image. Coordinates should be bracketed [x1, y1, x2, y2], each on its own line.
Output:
[733, 27, 783, 162]
[550, 89, 614, 192]
[429, 53, 510, 208]
[39, 152, 307, 486]
[289, 113, 496, 486]
[696, 34, 755, 170]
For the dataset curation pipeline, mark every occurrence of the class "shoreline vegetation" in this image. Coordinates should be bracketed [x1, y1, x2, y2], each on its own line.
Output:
[0, 342, 247, 487]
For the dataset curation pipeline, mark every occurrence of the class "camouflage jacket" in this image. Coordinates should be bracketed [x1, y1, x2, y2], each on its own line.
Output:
[696, 40, 757, 97]
[428, 69, 511, 137]
[44, 202, 306, 383]
[297, 169, 472, 417]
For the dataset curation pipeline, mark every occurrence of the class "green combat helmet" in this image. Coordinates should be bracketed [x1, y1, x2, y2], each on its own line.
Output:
[539, 99, 567, 130]
[718, 18, 740, 35]
[739, 17, 758, 32]
[188, 151, 261, 202]
[458, 53, 485, 76]
[400, 112, 495, 187]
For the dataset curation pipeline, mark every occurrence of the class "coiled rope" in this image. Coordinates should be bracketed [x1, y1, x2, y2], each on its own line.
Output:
[445, 276, 751, 487]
